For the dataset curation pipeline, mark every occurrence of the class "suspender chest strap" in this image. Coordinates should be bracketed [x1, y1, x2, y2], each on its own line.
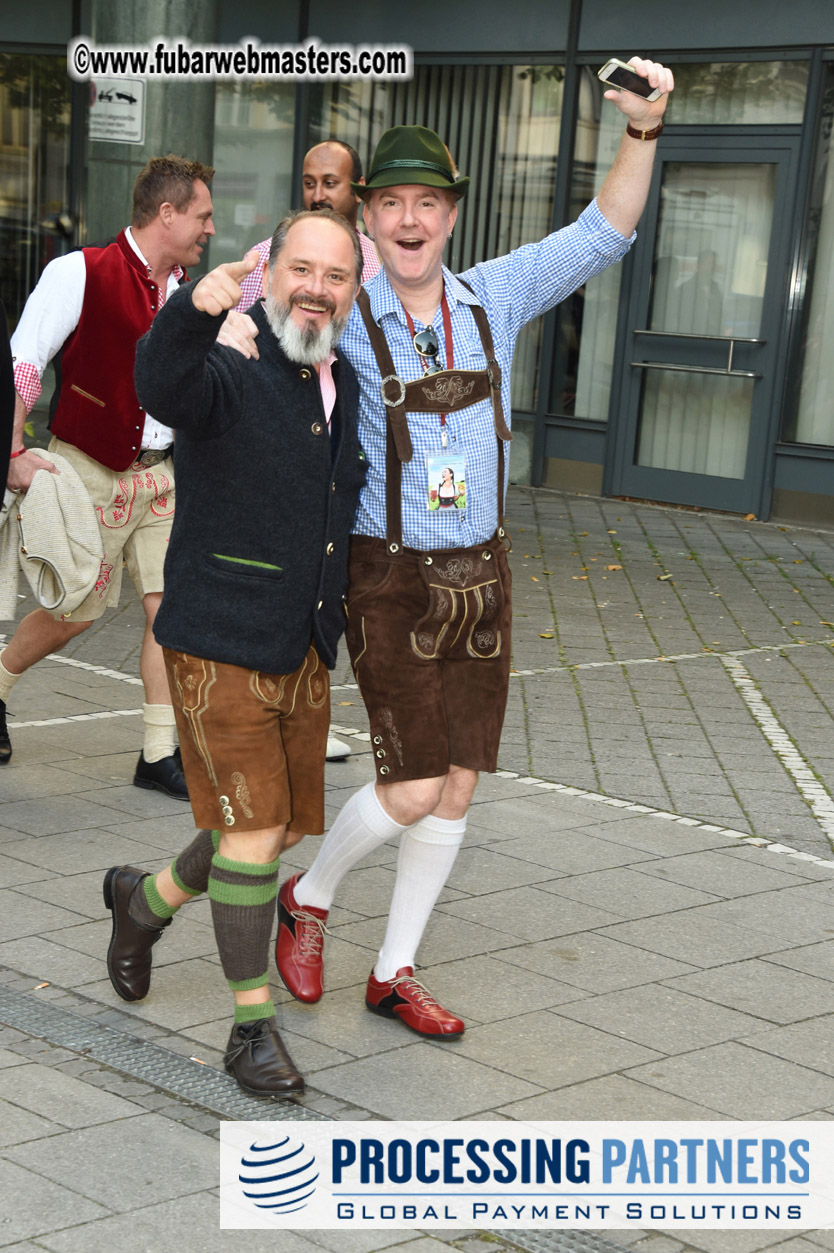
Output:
[355, 284, 512, 554]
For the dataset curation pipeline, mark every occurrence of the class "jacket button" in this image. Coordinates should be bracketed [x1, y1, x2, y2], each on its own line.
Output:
[224, 814, 235, 826]
[317, 600, 323, 610]
[326, 542, 334, 555]
[219, 795, 230, 805]
[331, 482, 336, 492]
[311, 422, 323, 435]
[300, 368, 311, 380]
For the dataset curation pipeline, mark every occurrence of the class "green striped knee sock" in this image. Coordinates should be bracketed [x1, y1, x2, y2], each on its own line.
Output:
[208, 850, 281, 1010]
[128, 829, 219, 930]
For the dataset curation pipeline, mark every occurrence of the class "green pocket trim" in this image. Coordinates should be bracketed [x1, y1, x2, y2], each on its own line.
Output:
[211, 554, 283, 572]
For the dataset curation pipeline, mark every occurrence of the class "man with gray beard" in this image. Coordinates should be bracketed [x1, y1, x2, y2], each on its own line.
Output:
[101, 209, 365, 1099]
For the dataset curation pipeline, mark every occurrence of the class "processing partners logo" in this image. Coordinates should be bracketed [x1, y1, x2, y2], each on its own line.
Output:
[237, 1133, 319, 1217]
[220, 1121, 834, 1231]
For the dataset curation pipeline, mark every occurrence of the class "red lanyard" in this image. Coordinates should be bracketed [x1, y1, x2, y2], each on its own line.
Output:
[404, 291, 454, 430]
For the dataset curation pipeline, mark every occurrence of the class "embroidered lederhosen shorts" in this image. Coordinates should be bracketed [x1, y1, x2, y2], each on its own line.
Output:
[163, 644, 330, 835]
[48, 437, 174, 622]
[344, 534, 512, 784]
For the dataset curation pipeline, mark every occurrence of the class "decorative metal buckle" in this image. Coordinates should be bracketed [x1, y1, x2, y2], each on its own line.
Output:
[380, 375, 406, 408]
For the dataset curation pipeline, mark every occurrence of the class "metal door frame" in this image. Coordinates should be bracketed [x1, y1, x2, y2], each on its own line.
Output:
[604, 132, 801, 517]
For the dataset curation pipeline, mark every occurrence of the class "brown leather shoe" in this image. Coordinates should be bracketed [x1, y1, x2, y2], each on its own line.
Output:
[224, 1018, 305, 1097]
[103, 866, 170, 1001]
[0, 699, 11, 764]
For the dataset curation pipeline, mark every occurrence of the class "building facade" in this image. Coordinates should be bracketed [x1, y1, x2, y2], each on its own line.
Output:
[3, 0, 834, 523]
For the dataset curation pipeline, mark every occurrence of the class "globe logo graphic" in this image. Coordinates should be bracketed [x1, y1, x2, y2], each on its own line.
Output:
[238, 1134, 319, 1215]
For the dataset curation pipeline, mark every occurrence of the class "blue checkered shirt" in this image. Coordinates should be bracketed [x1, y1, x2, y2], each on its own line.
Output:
[338, 199, 633, 550]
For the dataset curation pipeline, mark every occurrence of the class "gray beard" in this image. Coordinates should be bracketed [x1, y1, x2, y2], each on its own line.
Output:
[264, 290, 348, 365]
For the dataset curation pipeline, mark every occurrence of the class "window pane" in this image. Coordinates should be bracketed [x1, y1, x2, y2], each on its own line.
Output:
[210, 82, 296, 267]
[0, 54, 71, 328]
[786, 65, 834, 447]
[650, 162, 776, 339]
[552, 68, 625, 422]
[309, 64, 564, 412]
[637, 371, 752, 479]
[664, 61, 808, 126]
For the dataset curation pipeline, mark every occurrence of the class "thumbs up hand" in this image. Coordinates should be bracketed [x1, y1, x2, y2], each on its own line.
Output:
[191, 248, 261, 317]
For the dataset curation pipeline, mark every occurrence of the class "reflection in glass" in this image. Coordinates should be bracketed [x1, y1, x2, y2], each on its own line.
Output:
[0, 54, 71, 328]
[664, 60, 808, 126]
[650, 163, 775, 339]
[550, 68, 627, 421]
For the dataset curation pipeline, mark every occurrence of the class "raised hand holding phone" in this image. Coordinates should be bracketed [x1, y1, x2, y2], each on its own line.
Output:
[598, 56, 674, 128]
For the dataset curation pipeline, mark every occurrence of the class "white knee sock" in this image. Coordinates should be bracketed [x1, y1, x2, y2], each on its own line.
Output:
[375, 812, 466, 982]
[0, 654, 23, 704]
[142, 703, 177, 763]
[295, 781, 407, 911]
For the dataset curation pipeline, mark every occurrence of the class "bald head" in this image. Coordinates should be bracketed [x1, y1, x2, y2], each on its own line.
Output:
[302, 141, 364, 227]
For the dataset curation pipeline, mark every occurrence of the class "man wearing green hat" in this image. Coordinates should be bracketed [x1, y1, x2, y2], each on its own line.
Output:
[270, 57, 674, 1036]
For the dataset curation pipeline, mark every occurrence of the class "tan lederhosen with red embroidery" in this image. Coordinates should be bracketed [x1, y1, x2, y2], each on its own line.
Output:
[355, 283, 512, 662]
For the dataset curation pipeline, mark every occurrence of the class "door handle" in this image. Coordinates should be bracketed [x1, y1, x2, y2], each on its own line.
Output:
[632, 329, 766, 345]
[631, 330, 764, 378]
[629, 360, 761, 379]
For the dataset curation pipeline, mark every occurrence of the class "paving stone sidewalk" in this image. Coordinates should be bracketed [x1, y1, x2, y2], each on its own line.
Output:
[0, 487, 833, 1252]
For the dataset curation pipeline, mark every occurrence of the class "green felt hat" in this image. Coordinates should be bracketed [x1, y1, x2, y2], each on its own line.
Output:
[353, 125, 468, 198]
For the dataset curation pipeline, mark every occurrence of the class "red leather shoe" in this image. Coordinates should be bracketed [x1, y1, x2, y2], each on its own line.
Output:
[365, 966, 465, 1037]
[275, 873, 329, 1003]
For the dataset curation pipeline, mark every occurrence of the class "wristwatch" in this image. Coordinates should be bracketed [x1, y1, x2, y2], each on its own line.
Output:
[626, 121, 664, 141]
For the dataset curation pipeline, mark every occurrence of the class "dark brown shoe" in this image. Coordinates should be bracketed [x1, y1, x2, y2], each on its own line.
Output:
[224, 1018, 305, 1098]
[0, 699, 11, 764]
[103, 866, 170, 1001]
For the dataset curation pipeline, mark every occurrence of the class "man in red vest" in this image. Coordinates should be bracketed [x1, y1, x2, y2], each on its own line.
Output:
[1, 155, 215, 798]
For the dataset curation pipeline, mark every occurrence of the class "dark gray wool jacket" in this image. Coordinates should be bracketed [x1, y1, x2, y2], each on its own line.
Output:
[134, 283, 366, 674]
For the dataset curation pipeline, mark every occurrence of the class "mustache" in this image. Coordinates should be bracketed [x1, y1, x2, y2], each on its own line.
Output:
[291, 291, 337, 314]
[310, 199, 332, 211]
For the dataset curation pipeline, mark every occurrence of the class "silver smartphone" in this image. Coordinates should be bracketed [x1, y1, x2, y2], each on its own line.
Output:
[597, 58, 663, 102]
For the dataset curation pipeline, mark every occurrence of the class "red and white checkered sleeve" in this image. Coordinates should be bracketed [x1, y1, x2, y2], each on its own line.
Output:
[12, 362, 41, 412]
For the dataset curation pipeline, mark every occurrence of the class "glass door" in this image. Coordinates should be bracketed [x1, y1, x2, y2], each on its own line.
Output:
[608, 136, 799, 515]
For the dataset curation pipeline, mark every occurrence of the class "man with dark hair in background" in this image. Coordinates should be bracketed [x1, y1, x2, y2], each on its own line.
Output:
[237, 139, 379, 316]
[0, 155, 214, 792]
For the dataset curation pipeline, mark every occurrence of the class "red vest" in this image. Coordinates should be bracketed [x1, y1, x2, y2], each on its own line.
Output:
[51, 231, 186, 471]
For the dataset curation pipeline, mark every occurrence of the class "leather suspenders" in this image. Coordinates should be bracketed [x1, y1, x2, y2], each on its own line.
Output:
[355, 282, 511, 554]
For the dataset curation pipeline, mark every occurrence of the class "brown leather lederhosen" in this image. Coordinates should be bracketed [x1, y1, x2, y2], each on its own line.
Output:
[345, 284, 515, 779]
